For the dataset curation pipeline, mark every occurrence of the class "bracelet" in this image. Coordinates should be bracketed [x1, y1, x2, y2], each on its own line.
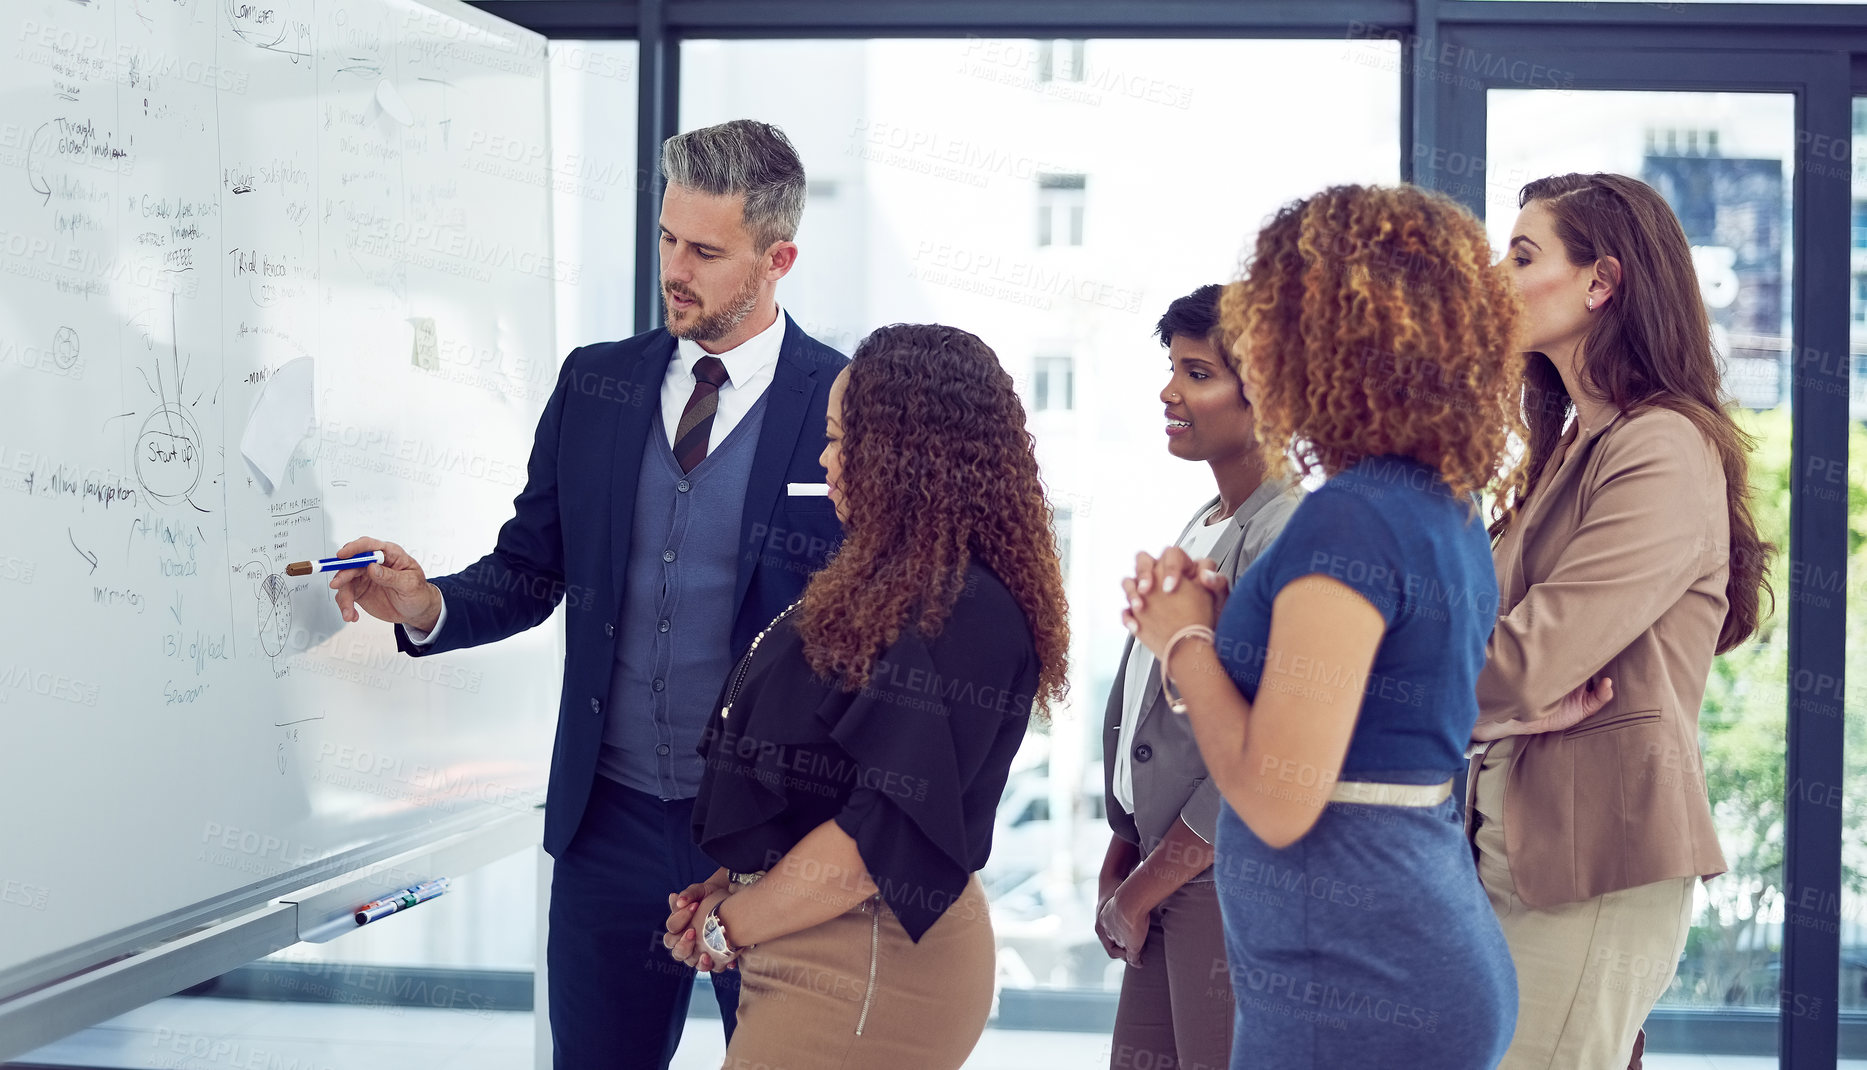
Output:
[1159, 625, 1216, 715]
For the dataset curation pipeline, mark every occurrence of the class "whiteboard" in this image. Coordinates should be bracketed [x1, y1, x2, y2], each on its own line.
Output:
[0, 0, 560, 998]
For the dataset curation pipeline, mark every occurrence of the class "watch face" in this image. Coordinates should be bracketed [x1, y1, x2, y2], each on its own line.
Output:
[701, 914, 731, 957]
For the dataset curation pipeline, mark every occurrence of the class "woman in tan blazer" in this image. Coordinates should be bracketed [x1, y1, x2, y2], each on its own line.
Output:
[1472, 173, 1774, 1069]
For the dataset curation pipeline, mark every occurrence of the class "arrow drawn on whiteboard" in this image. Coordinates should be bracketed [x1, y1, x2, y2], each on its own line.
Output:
[67, 528, 98, 574]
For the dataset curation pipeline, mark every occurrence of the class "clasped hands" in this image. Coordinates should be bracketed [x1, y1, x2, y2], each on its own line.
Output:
[1121, 547, 1229, 663]
[663, 875, 739, 973]
[1095, 879, 1152, 968]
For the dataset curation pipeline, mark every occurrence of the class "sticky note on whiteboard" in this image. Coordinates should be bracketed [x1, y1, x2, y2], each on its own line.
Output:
[240, 357, 316, 495]
[410, 317, 438, 371]
[376, 79, 414, 126]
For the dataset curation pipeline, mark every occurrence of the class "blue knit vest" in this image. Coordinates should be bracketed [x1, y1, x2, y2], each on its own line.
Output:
[597, 394, 768, 798]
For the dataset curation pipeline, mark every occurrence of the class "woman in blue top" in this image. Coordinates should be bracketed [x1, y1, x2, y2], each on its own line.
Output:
[1124, 185, 1594, 1069]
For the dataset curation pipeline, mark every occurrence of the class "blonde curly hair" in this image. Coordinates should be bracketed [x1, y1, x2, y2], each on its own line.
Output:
[1220, 184, 1526, 512]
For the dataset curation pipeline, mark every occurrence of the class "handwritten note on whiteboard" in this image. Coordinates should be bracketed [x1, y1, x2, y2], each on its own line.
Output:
[0, 0, 559, 1000]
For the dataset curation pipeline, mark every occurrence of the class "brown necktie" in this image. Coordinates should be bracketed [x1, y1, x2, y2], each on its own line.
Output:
[673, 356, 730, 473]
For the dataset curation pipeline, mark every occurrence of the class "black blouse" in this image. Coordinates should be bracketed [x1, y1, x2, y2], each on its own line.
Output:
[691, 562, 1038, 942]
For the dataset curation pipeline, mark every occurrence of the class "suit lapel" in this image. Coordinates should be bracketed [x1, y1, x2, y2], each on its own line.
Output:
[609, 334, 677, 609]
[1212, 477, 1290, 576]
[1135, 497, 1219, 731]
[732, 314, 821, 618]
[1501, 411, 1626, 603]
[1208, 506, 1249, 578]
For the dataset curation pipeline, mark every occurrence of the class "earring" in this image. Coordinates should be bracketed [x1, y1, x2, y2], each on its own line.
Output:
[1586, 296, 1596, 311]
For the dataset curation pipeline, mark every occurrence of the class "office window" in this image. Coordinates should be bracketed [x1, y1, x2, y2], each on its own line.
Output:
[1846, 103, 1867, 1040]
[1037, 173, 1087, 247]
[681, 36, 1398, 994]
[1034, 354, 1075, 412]
[550, 41, 641, 347]
[1038, 39, 1086, 83]
[1493, 88, 1797, 1037]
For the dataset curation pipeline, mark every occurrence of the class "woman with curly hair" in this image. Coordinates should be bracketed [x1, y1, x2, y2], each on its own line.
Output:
[661, 322, 1069, 1069]
[1471, 174, 1769, 1069]
[1124, 184, 1527, 1068]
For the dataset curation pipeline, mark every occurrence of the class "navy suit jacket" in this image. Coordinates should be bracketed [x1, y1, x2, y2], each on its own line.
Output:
[397, 314, 849, 856]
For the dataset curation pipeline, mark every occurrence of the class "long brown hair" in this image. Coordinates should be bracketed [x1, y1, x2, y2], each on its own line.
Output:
[1499, 173, 1773, 653]
[1221, 184, 1527, 505]
[796, 324, 1070, 715]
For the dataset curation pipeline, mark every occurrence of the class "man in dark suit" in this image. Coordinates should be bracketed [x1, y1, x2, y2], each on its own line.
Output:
[327, 120, 847, 1069]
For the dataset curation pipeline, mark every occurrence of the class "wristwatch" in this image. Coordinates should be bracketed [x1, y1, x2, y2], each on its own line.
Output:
[699, 900, 748, 963]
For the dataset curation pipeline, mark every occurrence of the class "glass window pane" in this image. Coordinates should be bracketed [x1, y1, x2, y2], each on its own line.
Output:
[682, 36, 1398, 993]
[548, 41, 640, 346]
[1489, 89, 1794, 1056]
[1845, 94, 1867, 1036]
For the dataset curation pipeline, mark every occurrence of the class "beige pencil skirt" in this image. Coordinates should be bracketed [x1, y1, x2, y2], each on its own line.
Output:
[723, 873, 996, 1070]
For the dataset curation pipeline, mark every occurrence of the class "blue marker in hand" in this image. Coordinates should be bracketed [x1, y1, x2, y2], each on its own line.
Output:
[285, 550, 385, 577]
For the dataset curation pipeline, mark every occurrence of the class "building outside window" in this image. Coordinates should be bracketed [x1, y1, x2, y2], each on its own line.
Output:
[1037, 173, 1086, 247]
[1038, 39, 1086, 82]
[1033, 354, 1075, 412]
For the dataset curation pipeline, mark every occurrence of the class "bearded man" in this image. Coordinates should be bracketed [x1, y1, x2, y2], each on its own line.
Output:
[327, 120, 847, 1069]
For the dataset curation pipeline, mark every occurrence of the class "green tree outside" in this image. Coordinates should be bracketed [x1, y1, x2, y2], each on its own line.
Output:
[1664, 407, 1867, 1009]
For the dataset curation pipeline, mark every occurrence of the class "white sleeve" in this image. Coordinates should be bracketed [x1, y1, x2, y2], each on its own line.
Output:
[402, 597, 448, 647]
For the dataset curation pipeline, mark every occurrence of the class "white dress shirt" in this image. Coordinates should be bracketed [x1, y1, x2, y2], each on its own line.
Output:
[661, 304, 786, 449]
[1112, 503, 1229, 815]
[406, 307, 790, 647]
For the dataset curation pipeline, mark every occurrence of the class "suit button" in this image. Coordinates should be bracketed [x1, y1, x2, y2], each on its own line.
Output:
[677, 480, 691, 493]
[1134, 743, 1153, 763]
[653, 678, 666, 692]
[663, 549, 676, 563]
[589, 698, 601, 715]
[656, 744, 671, 756]
[604, 623, 614, 637]
[658, 619, 670, 633]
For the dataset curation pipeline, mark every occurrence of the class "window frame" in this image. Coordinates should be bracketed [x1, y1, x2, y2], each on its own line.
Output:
[455, 4, 1864, 1066]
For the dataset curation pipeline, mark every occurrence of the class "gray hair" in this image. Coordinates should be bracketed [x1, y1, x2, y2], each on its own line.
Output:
[660, 120, 806, 252]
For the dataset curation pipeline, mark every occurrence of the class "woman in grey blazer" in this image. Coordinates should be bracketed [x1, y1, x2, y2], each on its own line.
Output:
[1096, 285, 1298, 1070]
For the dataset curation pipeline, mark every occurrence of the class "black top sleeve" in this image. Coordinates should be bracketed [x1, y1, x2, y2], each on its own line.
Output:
[691, 563, 1037, 943]
[823, 576, 1037, 941]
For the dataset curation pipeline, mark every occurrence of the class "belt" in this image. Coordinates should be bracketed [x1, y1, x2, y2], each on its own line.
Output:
[1329, 778, 1453, 808]
[730, 870, 765, 886]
